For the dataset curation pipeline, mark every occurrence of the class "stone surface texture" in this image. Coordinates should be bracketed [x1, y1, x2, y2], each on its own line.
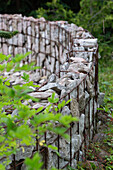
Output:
[0, 14, 100, 169]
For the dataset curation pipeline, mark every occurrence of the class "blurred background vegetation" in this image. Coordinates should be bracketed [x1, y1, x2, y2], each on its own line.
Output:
[0, 0, 113, 108]
[0, 0, 112, 59]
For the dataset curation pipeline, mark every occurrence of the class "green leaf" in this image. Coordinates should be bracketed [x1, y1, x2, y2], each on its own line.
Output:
[48, 145, 58, 151]
[37, 107, 44, 113]
[0, 64, 5, 71]
[66, 99, 72, 105]
[52, 92, 55, 100]
[22, 72, 29, 82]
[56, 151, 60, 157]
[4, 80, 10, 86]
[6, 61, 14, 71]
[53, 98, 59, 103]
[25, 153, 43, 170]
[48, 92, 59, 103]
[0, 164, 5, 170]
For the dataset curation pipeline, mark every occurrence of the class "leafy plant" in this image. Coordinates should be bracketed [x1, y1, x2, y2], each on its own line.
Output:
[75, 0, 113, 59]
[35, 0, 113, 59]
[25, 153, 43, 170]
[22, 72, 29, 82]
[0, 52, 78, 169]
[36, 0, 76, 23]
[99, 59, 113, 111]
[0, 30, 19, 39]
[104, 155, 113, 170]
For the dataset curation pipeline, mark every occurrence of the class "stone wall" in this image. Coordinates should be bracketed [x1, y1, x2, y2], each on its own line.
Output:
[0, 14, 99, 169]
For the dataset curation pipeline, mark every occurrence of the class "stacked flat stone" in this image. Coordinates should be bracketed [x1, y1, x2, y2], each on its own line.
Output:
[0, 14, 98, 169]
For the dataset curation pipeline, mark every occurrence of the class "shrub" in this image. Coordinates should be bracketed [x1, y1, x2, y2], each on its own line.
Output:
[35, 0, 76, 23]
[75, 0, 113, 59]
[0, 52, 78, 169]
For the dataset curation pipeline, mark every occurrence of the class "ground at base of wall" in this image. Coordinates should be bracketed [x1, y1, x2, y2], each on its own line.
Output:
[70, 110, 113, 170]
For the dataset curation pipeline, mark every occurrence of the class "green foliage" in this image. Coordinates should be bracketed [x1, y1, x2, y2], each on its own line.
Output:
[0, 164, 5, 170]
[34, 0, 113, 59]
[25, 153, 43, 170]
[36, 0, 76, 23]
[0, 52, 77, 169]
[22, 72, 29, 82]
[105, 155, 113, 170]
[0, 30, 19, 39]
[48, 92, 59, 103]
[99, 59, 113, 110]
[75, 0, 113, 58]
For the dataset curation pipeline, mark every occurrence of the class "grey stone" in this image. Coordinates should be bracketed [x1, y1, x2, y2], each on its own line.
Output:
[67, 79, 79, 92]
[70, 88, 77, 99]
[3, 44, 8, 55]
[90, 99, 93, 124]
[56, 61, 60, 73]
[29, 86, 36, 91]
[39, 22, 45, 31]
[72, 134, 82, 155]
[23, 99, 33, 106]
[59, 138, 70, 159]
[86, 77, 95, 97]
[12, 72, 21, 77]
[82, 32, 92, 38]
[39, 83, 66, 93]
[62, 106, 71, 116]
[79, 151, 83, 161]
[71, 97, 79, 118]
[98, 92, 105, 106]
[46, 45, 50, 54]
[59, 160, 69, 169]
[39, 53, 46, 67]
[63, 62, 69, 70]
[58, 77, 70, 86]
[15, 146, 34, 161]
[74, 39, 97, 47]
[70, 57, 87, 63]
[78, 65, 90, 73]
[29, 73, 41, 82]
[85, 91, 90, 103]
[60, 49, 68, 64]
[46, 131, 58, 144]
[60, 89, 68, 100]
[79, 92, 85, 112]
[39, 76, 47, 84]
[67, 72, 79, 79]
[48, 74, 56, 83]
[79, 114, 85, 134]
[68, 63, 79, 72]
[32, 102, 49, 109]
[12, 79, 24, 85]
[47, 56, 55, 73]
[28, 91, 52, 99]
[47, 150, 58, 169]
[18, 34, 23, 46]
[9, 46, 13, 54]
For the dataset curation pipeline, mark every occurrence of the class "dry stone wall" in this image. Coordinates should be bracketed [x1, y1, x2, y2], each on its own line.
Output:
[0, 14, 99, 169]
